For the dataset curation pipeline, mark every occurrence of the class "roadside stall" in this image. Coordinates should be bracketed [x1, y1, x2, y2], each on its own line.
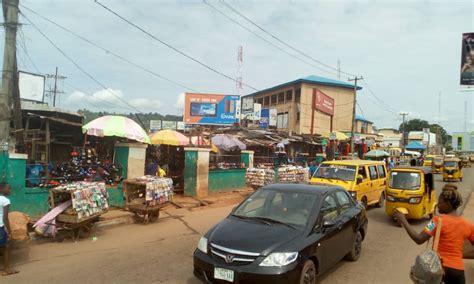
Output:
[46, 181, 109, 241]
[210, 134, 246, 170]
[123, 175, 173, 224]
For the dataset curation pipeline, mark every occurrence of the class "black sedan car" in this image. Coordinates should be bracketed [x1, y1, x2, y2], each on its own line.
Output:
[193, 184, 368, 284]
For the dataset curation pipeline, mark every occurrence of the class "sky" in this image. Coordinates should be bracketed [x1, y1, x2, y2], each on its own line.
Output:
[4, 0, 474, 133]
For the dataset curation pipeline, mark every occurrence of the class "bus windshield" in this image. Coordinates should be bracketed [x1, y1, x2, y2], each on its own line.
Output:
[389, 172, 421, 190]
[313, 164, 357, 181]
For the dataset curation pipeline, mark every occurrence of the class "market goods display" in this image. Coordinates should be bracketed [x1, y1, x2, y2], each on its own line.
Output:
[277, 165, 309, 183]
[52, 182, 109, 220]
[246, 168, 275, 188]
[135, 176, 173, 206]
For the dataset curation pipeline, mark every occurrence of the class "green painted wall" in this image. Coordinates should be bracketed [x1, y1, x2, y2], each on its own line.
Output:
[0, 152, 8, 182]
[184, 150, 198, 196]
[114, 146, 129, 178]
[107, 184, 125, 207]
[241, 152, 250, 167]
[208, 169, 246, 192]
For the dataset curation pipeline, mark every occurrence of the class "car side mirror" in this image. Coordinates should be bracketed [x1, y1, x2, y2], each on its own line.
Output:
[323, 219, 337, 228]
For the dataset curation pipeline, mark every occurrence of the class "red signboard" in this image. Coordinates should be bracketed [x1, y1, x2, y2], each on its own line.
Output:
[313, 89, 334, 116]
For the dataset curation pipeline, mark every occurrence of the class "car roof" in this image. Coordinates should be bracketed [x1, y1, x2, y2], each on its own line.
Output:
[260, 183, 343, 196]
[321, 160, 385, 166]
[391, 166, 432, 174]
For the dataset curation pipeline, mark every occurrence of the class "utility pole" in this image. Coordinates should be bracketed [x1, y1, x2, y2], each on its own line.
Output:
[348, 76, 363, 158]
[45, 67, 66, 107]
[399, 112, 409, 153]
[0, 0, 19, 148]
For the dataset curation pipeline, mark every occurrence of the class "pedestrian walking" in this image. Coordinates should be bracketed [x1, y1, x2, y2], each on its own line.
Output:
[394, 184, 474, 284]
[0, 182, 18, 276]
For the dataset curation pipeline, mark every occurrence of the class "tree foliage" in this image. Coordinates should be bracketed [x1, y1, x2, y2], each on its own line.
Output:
[398, 119, 451, 146]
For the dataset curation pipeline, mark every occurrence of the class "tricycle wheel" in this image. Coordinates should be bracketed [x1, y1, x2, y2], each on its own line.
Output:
[149, 211, 160, 223]
[376, 192, 385, 208]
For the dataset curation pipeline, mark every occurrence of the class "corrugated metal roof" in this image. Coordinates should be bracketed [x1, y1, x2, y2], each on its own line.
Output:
[244, 75, 362, 98]
[355, 114, 373, 123]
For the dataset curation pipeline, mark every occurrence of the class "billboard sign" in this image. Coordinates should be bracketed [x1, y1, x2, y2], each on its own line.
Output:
[461, 32, 474, 86]
[149, 120, 184, 133]
[313, 89, 334, 116]
[241, 96, 254, 113]
[269, 109, 277, 126]
[184, 93, 239, 125]
[150, 120, 161, 132]
[19, 71, 45, 102]
[260, 109, 269, 128]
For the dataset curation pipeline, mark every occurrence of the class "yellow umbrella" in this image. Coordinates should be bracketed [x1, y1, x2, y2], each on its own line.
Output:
[150, 129, 189, 146]
[322, 131, 349, 140]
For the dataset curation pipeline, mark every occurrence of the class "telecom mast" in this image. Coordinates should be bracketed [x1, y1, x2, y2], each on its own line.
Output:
[236, 46, 243, 97]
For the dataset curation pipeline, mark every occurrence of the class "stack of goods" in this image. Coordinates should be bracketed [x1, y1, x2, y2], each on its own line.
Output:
[246, 168, 275, 188]
[136, 176, 173, 206]
[277, 166, 309, 183]
[53, 182, 109, 220]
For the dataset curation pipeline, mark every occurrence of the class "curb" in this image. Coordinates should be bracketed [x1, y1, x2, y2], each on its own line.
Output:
[461, 190, 473, 216]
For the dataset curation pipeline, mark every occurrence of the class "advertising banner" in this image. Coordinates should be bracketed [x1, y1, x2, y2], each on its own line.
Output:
[461, 32, 474, 86]
[162, 121, 177, 130]
[19, 71, 45, 102]
[150, 120, 161, 133]
[313, 89, 334, 116]
[260, 109, 269, 128]
[184, 93, 239, 125]
[269, 109, 277, 126]
[241, 96, 254, 113]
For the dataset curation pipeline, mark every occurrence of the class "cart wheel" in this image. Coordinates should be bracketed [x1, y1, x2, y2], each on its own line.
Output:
[78, 225, 93, 238]
[149, 212, 160, 223]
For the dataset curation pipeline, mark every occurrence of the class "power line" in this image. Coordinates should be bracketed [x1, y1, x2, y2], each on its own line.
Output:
[20, 4, 200, 93]
[361, 80, 399, 115]
[21, 12, 142, 113]
[220, 0, 356, 77]
[95, 0, 259, 92]
[202, 0, 339, 77]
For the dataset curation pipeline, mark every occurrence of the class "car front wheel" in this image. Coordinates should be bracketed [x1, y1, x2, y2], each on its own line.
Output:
[345, 231, 363, 261]
[299, 260, 316, 284]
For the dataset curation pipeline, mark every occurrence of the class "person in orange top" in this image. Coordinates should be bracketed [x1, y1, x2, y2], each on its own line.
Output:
[394, 184, 474, 284]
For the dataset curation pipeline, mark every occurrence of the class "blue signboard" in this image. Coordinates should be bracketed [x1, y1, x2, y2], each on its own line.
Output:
[184, 93, 239, 125]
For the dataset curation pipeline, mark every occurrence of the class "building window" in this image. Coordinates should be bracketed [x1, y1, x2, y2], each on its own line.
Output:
[286, 90, 293, 102]
[295, 89, 301, 103]
[263, 96, 269, 106]
[278, 92, 284, 104]
[271, 94, 277, 105]
[256, 98, 263, 105]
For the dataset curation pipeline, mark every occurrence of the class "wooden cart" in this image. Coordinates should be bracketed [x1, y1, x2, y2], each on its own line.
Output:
[49, 188, 107, 242]
[123, 179, 170, 224]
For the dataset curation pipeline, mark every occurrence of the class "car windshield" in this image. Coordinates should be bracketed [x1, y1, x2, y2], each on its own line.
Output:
[444, 161, 457, 167]
[434, 159, 443, 165]
[313, 164, 356, 181]
[233, 190, 318, 227]
[426, 157, 433, 161]
[389, 171, 421, 190]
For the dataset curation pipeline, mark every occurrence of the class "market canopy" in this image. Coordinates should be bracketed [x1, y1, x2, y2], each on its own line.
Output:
[191, 136, 219, 153]
[150, 129, 188, 146]
[406, 141, 426, 150]
[82, 115, 150, 144]
[211, 134, 246, 151]
[364, 150, 390, 158]
[322, 131, 349, 141]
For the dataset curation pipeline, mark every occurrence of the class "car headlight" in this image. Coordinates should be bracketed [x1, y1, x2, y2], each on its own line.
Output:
[197, 236, 208, 254]
[386, 195, 395, 202]
[259, 252, 298, 267]
[408, 197, 422, 204]
[348, 191, 357, 200]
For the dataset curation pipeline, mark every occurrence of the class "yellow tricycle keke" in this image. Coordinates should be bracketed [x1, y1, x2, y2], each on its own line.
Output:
[386, 167, 436, 220]
[431, 156, 444, 174]
[422, 155, 435, 167]
[460, 155, 471, 168]
[443, 158, 463, 182]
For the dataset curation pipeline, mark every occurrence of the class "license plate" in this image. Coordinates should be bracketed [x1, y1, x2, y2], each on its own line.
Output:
[214, 267, 234, 282]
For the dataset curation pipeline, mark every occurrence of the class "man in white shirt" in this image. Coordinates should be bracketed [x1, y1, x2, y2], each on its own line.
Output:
[0, 182, 17, 276]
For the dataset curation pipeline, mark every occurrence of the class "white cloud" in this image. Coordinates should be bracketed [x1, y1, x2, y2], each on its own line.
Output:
[66, 88, 162, 112]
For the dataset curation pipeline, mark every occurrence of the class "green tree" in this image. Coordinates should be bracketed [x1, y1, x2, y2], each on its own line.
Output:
[399, 119, 451, 146]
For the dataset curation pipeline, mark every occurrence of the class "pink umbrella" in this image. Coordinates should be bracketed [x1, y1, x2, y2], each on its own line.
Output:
[82, 115, 150, 143]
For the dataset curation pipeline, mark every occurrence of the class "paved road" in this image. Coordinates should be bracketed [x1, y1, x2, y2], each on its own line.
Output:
[4, 168, 474, 284]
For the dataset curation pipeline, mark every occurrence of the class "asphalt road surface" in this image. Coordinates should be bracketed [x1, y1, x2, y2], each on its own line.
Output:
[4, 168, 474, 284]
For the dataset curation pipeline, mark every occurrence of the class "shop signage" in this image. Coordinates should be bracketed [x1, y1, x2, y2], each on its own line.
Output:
[461, 32, 474, 86]
[149, 120, 184, 133]
[183, 93, 239, 126]
[313, 89, 334, 116]
[241, 96, 254, 113]
[150, 120, 161, 132]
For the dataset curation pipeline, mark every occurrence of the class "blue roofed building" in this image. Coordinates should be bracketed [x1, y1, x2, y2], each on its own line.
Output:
[242, 75, 361, 135]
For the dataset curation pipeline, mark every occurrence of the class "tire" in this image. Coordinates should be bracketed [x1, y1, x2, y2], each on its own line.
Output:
[376, 192, 385, 208]
[345, 231, 363, 261]
[299, 260, 316, 284]
[361, 197, 368, 209]
[460, 177, 463, 182]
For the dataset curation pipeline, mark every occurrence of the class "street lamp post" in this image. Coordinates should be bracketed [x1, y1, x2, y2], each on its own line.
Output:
[399, 112, 409, 154]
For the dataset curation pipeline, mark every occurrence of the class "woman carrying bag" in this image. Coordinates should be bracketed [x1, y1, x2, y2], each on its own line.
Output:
[394, 185, 474, 284]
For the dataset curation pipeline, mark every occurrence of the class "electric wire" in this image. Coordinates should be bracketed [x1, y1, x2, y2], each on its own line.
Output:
[94, 0, 259, 92]
[20, 4, 200, 93]
[219, 0, 356, 77]
[202, 0, 339, 77]
[21, 12, 142, 113]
